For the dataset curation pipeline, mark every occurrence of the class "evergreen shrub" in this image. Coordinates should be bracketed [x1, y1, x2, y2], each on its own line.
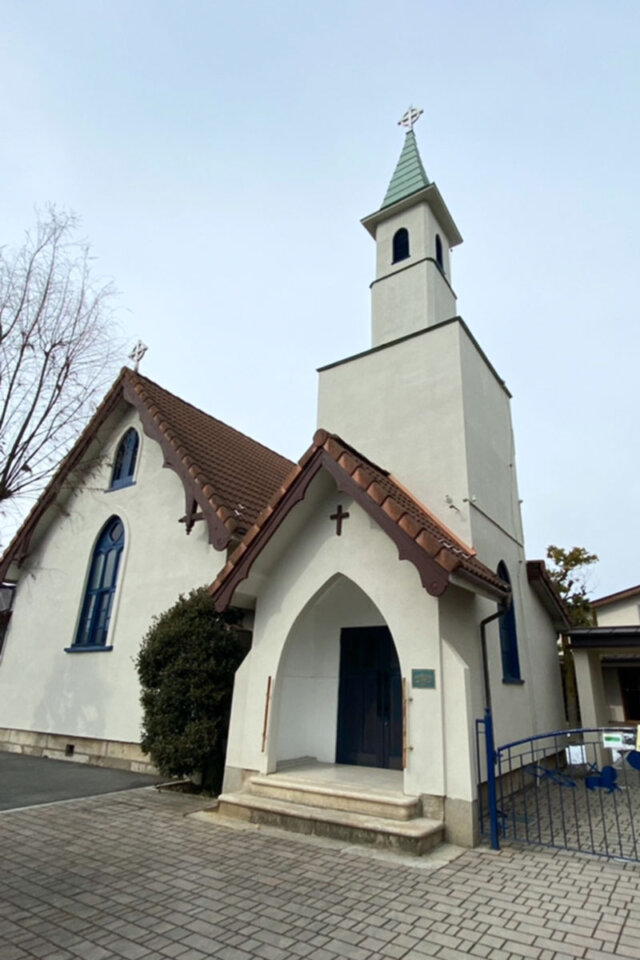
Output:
[136, 587, 248, 792]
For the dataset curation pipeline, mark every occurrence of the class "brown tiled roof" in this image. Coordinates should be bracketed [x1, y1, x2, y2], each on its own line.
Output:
[0, 368, 294, 579]
[126, 371, 294, 536]
[210, 429, 509, 611]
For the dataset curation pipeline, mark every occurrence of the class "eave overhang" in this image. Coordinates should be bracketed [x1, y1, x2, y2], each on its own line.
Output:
[361, 183, 463, 247]
[568, 626, 640, 650]
[526, 560, 572, 631]
[121, 379, 235, 550]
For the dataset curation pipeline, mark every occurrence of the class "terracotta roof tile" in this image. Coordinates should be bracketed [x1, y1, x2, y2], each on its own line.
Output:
[127, 370, 294, 534]
[210, 430, 508, 608]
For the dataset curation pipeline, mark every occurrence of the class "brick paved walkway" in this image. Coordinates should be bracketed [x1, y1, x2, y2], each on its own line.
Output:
[2, 788, 640, 960]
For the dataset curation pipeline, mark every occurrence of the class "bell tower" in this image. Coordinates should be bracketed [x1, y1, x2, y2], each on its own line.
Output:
[318, 109, 524, 554]
[361, 108, 463, 347]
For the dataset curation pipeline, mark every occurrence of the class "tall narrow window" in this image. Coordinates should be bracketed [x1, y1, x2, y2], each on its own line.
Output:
[435, 233, 444, 272]
[73, 517, 124, 649]
[392, 228, 410, 263]
[110, 428, 139, 489]
[497, 562, 521, 682]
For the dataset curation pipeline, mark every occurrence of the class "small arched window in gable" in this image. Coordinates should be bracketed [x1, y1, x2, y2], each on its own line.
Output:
[392, 228, 410, 264]
[435, 233, 444, 272]
[110, 428, 139, 489]
[497, 561, 522, 683]
[73, 516, 125, 649]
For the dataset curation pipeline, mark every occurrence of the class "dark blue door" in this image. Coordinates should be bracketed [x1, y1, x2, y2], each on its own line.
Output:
[336, 626, 403, 770]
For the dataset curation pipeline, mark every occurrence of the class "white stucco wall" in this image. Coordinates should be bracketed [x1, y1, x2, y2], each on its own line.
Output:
[224, 476, 448, 798]
[603, 668, 625, 722]
[596, 598, 640, 627]
[317, 321, 473, 544]
[574, 650, 609, 728]
[459, 332, 524, 550]
[0, 403, 225, 745]
[371, 202, 455, 345]
[371, 261, 456, 346]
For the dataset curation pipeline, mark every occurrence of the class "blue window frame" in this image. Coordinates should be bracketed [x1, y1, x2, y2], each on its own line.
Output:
[71, 517, 124, 650]
[497, 561, 522, 683]
[110, 428, 139, 489]
[392, 228, 410, 263]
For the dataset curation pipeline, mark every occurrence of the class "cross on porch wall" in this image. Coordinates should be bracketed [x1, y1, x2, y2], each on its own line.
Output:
[330, 504, 350, 536]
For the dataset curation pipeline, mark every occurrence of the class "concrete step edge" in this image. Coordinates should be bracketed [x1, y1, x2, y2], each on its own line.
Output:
[249, 774, 420, 807]
[248, 781, 420, 820]
[218, 792, 443, 839]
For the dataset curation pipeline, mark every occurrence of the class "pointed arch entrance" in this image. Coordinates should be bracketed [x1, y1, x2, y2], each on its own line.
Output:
[273, 574, 403, 772]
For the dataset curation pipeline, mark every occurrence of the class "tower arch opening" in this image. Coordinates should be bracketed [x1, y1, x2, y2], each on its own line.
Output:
[435, 233, 444, 272]
[392, 227, 410, 263]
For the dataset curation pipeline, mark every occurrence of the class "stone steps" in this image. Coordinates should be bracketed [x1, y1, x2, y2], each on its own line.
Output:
[216, 789, 444, 856]
[248, 772, 422, 820]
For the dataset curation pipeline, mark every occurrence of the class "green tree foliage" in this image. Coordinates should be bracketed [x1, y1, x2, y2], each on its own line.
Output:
[546, 545, 599, 627]
[136, 588, 248, 792]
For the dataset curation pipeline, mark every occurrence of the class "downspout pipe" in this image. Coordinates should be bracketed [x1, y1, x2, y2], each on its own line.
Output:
[480, 606, 505, 713]
[480, 602, 509, 851]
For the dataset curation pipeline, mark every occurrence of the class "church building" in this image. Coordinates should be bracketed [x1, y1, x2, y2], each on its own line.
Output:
[209, 112, 568, 848]
[0, 113, 567, 848]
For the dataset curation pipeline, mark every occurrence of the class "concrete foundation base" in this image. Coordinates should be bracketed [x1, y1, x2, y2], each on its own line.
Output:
[0, 727, 157, 774]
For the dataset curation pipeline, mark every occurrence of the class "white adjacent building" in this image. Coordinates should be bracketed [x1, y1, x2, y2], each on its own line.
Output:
[570, 585, 640, 729]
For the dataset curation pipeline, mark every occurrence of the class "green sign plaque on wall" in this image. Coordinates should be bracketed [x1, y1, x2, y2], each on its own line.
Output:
[412, 669, 436, 689]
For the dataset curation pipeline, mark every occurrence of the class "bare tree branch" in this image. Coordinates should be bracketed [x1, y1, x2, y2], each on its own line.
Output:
[0, 207, 121, 535]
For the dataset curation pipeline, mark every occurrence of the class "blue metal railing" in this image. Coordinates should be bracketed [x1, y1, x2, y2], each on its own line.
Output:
[476, 722, 640, 862]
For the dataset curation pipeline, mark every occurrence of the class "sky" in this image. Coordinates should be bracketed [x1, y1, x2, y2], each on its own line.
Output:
[1, 0, 639, 598]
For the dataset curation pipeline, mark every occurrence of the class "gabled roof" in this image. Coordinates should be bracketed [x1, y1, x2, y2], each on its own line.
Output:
[0, 368, 294, 578]
[382, 130, 430, 208]
[592, 584, 640, 608]
[210, 429, 509, 611]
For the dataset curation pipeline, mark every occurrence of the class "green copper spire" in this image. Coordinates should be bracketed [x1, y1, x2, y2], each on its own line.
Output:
[381, 129, 430, 209]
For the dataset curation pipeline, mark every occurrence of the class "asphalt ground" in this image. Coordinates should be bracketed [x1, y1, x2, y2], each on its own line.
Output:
[0, 750, 163, 810]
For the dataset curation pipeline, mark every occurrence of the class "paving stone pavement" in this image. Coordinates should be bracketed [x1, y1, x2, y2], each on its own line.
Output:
[2, 787, 640, 960]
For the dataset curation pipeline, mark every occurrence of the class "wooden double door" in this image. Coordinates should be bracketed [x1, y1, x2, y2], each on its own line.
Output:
[336, 626, 403, 770]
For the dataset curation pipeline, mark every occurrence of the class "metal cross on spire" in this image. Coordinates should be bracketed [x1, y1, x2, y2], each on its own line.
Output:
[128, 339, 148, 372]
[398, 106, 424, 132]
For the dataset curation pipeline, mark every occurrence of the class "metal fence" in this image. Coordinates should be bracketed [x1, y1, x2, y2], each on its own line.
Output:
[477, 722, 640, 862]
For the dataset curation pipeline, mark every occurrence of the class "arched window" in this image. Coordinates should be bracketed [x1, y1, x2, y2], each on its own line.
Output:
[392, 228, 410, 263]
[110, 428, 139, 489]
[73, 517, 125, 649]
[435, 233, 444, 272]
[497, 562, 521, 682]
